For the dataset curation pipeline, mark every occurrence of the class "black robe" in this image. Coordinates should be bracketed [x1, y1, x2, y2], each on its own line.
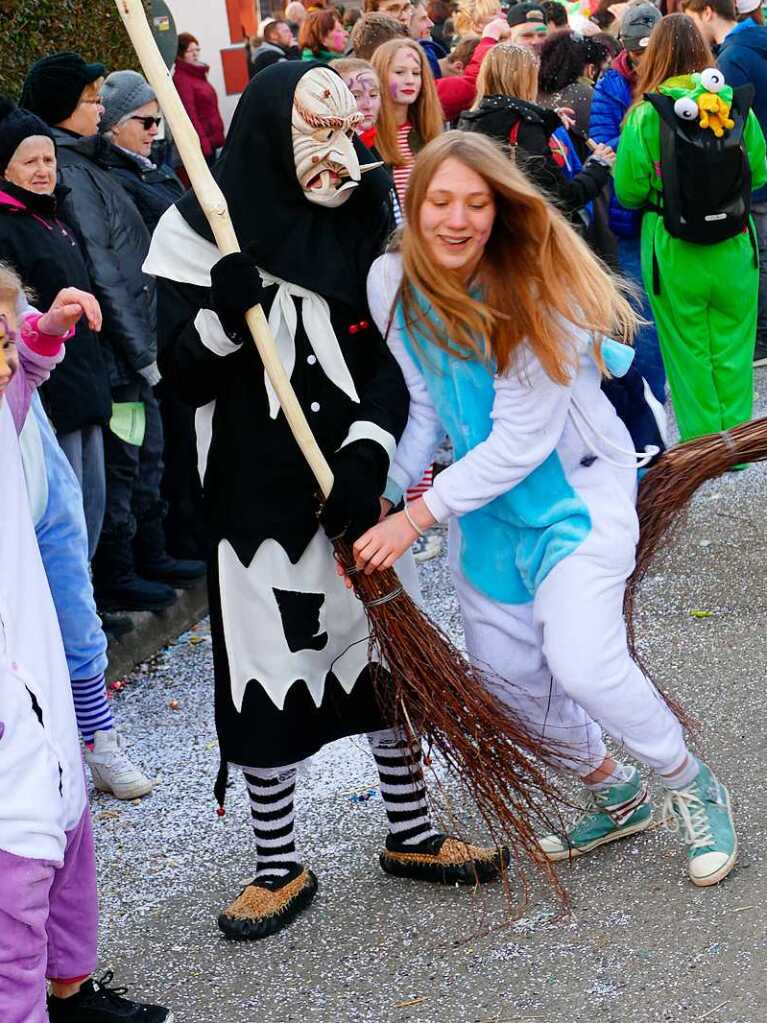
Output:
[148, 62, 408, 769]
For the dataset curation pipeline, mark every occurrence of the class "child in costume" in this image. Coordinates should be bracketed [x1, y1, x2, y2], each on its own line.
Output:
[361, 130, 737, 888]
[614, 15, 767, 442]
[146, 62, 504, 943]
[0, 266, 170, 1022]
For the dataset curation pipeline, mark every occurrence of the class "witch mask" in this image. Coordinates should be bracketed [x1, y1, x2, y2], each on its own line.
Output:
[292, 67, 380, 208]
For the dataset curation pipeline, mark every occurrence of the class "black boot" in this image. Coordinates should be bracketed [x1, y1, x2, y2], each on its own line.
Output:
[100, 612, 135, 641]
[134, 508, 206, 589]
[94, 534, 177, 613]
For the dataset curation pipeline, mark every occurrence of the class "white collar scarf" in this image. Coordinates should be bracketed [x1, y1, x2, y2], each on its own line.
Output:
[144, 207, 360, 419]
[258, 269, 360, 420]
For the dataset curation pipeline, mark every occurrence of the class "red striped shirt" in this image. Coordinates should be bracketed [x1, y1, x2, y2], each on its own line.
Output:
[392, 123, 415, 211]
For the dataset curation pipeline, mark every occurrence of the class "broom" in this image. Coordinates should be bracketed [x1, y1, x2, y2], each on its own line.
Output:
[625, 417, 767, 652]
[115, 0, 574, 903]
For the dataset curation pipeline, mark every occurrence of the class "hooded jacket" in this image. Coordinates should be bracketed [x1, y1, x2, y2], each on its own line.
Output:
[459, 95, 611, 222]
[589, 51, 639, 238]
[52, 128, 157, 388]
[717, 19, 767, 202]
[0, 183, 112, 433]
[172, 59, 226, 156]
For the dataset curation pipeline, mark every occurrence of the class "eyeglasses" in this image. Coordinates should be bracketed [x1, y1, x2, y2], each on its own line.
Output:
[130, 116, 162, 129]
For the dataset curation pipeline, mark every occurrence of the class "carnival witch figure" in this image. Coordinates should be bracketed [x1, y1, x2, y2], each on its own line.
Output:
[146, 62, 522, 941]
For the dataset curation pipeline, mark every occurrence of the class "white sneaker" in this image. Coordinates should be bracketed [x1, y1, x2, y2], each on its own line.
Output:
[85, 729, 154, 800]
[412, 531, 442, 563]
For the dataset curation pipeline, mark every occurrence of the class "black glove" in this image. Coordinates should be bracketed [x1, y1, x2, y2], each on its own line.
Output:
[320, 440, 388, 543]
[209, 252, 264, 342]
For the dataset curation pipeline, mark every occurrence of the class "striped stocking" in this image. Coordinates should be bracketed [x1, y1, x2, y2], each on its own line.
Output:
[368, 728, 438, 847]
[243, 764, 301, 882]
[70, 673, 114, 746]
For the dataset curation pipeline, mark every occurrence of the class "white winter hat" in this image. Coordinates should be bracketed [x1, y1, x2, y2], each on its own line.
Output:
[736, 0, 762, 13]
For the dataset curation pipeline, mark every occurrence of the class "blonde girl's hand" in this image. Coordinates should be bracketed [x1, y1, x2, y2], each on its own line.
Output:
[353, 512, 418, 577]
[38, 288, 103, 336]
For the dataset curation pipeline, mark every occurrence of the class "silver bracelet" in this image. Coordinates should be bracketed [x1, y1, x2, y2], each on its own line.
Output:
[403, 503, 425, 537]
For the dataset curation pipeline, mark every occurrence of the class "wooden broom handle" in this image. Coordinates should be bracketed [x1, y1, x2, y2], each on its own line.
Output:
[115, 0, 335, 498]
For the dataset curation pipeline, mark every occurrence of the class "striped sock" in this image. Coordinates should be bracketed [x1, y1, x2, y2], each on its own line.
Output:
[368, 728, 438, 847]
[70, 673, 114, 746]
[243, 764, 301, 882]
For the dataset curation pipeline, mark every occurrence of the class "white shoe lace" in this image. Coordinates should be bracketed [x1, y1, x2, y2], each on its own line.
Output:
[661, 785, 714, 851]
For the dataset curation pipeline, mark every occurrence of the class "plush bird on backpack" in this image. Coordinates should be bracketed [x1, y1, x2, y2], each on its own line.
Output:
[672, 68, 734, 139]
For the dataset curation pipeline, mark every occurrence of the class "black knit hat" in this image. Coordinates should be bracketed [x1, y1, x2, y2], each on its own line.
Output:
[0, 96, 55, 176]
[20, 52, 106, 127]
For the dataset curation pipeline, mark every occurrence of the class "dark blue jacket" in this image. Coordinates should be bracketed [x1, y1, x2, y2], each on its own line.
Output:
[419, 38, 446, 80]
[589, 63, 639, 238]
[98, 143, 184, 234]
[717, 20, 767, 202]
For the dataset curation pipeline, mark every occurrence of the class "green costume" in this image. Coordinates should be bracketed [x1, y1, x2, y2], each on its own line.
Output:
[615, 74, 767, 441]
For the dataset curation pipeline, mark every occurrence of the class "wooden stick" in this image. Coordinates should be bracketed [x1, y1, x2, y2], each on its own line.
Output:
[114, 0, 334, 498]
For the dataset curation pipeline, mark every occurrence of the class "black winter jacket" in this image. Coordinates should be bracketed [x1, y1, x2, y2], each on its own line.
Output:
[52, 129, 156, 388]
[0, 181, 112, 433]
[97, 145, 183, 234]
[458, 95, 611, 221]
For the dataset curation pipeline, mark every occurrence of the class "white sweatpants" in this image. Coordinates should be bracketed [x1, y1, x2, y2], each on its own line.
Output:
[452, 456, 689, 779]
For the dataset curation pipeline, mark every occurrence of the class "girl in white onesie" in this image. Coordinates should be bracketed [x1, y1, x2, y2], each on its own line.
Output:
[360, 131, 737, 889]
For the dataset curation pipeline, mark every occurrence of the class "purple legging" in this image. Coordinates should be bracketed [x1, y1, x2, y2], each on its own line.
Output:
[0, 808, 98, 1023]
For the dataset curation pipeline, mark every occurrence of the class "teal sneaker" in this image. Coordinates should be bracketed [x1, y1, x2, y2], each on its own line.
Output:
[662, 761, 737, 887]
[538, 767, 652, 862]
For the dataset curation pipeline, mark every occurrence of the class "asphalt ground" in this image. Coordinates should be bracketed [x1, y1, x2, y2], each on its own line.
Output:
[91, 377, 767, 1023]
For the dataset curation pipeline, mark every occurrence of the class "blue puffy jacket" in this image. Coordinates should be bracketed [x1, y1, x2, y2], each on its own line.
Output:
[717, 20, 767, 202]
[589, 62, 639, 238]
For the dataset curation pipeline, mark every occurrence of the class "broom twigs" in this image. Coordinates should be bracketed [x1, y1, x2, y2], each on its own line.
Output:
[625, 417, 767, 697]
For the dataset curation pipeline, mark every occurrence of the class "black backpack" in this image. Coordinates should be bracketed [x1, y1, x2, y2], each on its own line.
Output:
[644, 84, 754, 245]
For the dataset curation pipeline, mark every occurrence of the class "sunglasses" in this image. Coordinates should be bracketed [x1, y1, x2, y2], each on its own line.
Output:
[130, 115, 162, 129]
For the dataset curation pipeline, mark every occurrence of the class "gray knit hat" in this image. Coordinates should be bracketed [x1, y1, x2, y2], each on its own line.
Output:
[99, 70, 156, 133]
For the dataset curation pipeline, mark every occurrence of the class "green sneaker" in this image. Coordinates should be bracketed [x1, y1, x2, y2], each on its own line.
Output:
[539, 767, 652, 862]
[662, 761, 737, 887]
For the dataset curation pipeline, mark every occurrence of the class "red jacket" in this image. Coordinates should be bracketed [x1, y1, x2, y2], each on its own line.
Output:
[436, 37, 496, 124]
[173, 59, 226, 156]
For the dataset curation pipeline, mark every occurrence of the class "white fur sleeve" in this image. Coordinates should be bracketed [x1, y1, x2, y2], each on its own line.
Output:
[366, 254, 446, 503]
[423, 348, 573, 523]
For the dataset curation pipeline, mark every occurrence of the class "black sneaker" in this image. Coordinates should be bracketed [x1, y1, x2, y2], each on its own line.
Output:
[47, 971, 173, 1022]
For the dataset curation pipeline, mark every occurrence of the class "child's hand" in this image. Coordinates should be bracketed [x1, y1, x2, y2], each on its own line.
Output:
[38, 288, 102, 336]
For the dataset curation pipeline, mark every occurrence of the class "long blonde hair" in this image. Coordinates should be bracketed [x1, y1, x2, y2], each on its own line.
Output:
[473, 43, 539, 107]
[454, 0, 501, 36]
[371, 39, 444, 166]
[399, 132, 637, 382]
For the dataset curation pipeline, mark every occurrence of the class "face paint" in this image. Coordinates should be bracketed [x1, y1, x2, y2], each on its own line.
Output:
[0, 312, 19, 403]
[388, 47, 422, 106]
[343, 71, 382, 133]
[292, 67, 370, 208]
[326, 25, 348, 52]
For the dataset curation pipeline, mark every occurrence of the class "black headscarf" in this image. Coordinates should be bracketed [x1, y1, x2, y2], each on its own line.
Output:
[177, 60, 394, 309]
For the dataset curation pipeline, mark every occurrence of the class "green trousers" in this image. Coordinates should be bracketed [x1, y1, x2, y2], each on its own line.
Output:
[641, 212, 757, 442]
